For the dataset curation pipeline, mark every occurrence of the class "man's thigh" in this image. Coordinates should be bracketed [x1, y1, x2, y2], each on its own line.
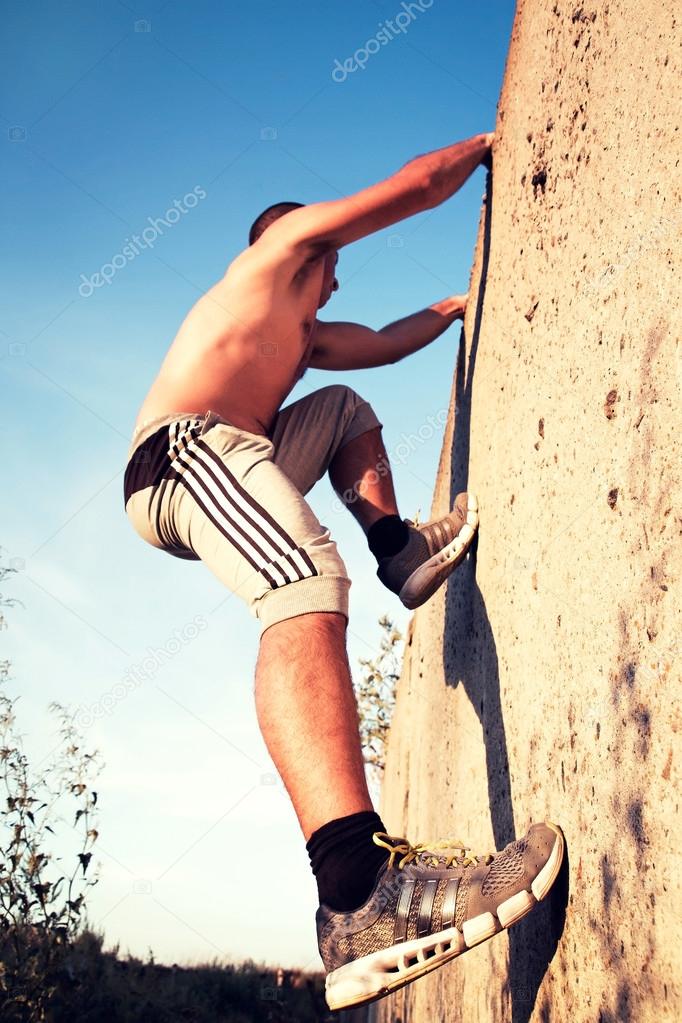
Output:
[148, 415, 351, 632]
[269, 385, 382, 495]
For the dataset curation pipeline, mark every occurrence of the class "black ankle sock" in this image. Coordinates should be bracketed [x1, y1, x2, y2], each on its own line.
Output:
[307, 811, 390, 911]
[367, 515, 410, 561]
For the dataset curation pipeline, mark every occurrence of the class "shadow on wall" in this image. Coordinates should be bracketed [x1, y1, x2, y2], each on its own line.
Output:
[443, 171, 569, 1023]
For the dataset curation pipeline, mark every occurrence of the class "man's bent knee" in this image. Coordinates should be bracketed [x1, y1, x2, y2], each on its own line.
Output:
[313, 384, 383, 452]
[316, 383, 369, 419]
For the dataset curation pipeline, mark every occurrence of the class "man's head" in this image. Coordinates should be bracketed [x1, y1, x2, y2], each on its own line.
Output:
[248, 201, 339, 308]
[248, 201, 305, 246]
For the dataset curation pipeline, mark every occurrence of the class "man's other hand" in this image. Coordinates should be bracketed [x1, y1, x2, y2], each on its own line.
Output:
[481, 132, 494, 171]
[441, 294, 467, 321]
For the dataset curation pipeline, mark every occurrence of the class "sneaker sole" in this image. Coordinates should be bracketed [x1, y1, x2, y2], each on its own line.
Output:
[324, 822, 564, 1012]
[398, 494, 480, 610]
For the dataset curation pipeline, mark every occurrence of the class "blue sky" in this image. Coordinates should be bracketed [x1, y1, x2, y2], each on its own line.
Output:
[2, 0, 514, 969]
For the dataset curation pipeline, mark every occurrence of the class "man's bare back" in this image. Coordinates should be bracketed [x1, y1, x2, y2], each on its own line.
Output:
[134, 242, 337, 436]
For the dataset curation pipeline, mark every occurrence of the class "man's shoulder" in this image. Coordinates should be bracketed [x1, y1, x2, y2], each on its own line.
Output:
[225, 234, 324, 287]
[222, 244, 258, 280]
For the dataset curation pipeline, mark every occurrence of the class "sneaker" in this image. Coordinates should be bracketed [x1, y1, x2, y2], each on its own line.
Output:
[377, 493, 479, 609]
[317, 821, 564, 1011]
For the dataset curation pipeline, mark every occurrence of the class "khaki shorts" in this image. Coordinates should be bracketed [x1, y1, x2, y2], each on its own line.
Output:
[124, 385, 381, 632]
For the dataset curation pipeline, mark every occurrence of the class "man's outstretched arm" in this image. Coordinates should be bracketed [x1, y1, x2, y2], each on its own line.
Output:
[308, 295, 466, 371]
[253, 133, 493, 266]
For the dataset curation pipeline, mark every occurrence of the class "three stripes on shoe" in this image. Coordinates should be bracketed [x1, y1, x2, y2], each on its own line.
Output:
[394, 877, 459, 942]
[168, 419, 318, 589]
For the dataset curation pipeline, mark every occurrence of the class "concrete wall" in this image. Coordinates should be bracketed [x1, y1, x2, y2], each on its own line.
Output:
[378, 2, 681, 1020]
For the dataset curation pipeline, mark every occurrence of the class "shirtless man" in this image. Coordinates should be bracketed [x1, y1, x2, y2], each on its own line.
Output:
[124, 132, 564, 1010]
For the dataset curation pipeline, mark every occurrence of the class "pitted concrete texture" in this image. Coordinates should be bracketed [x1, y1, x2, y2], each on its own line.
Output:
[377, 2, 681, 1021]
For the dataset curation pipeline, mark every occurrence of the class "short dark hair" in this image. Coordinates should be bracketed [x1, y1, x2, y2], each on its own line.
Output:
[248, 201, 305, 245]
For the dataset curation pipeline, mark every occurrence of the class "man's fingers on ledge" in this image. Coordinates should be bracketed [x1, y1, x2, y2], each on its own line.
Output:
[480, 132, 494, 170]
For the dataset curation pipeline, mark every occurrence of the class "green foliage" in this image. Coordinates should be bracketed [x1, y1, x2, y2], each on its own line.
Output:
[0, 922, 328, 1021]
[38, 936, 328, 1022]
[355, 615, 403, 778]
[0, 558, 102, 1021]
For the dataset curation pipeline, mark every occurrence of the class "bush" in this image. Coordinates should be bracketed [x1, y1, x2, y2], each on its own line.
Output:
[355, 615, 403, 779]
[0, 560, 102, 1020]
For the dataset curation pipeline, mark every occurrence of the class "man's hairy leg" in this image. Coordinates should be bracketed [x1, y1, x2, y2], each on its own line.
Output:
[329, 426, 399, 532]
[255, 611, 372, 840]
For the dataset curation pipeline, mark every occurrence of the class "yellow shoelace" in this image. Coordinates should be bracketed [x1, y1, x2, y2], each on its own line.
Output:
[373, 832, 493, 870]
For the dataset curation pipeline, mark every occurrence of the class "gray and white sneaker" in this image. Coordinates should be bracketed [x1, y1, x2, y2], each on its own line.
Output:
[377, 493, 479, 609]
[317, 821, 564, 1011]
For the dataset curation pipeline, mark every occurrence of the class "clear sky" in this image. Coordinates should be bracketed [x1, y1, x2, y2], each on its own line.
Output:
[2, 0, 514, 969]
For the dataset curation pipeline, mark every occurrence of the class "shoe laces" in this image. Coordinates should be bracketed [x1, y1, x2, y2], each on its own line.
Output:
[373, 832, 493, 870]
[405, 508, 421, 529]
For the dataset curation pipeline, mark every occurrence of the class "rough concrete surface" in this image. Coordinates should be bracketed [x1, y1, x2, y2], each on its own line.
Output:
[376, 2, 681, 1021]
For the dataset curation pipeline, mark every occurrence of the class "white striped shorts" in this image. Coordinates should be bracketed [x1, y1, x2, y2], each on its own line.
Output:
[124, 385, 381, 632]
